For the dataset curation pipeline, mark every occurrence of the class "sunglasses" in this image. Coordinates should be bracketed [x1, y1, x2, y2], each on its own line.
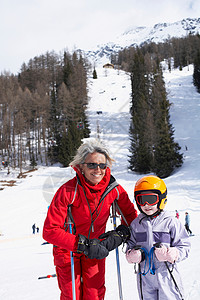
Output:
[135, 193, 159, 206]
[83, 163, 107, 170]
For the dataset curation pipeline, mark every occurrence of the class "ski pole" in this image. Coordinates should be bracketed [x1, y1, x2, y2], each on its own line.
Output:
[68, 206, 76, 300]
[112, 202, 123, 300]
[154, 243, 184, 300]
[38, 273, 56, 280]
[164, 261, 184, 300]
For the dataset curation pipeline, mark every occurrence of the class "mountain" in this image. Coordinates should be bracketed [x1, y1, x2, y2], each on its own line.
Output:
[83, 17, 200, 65]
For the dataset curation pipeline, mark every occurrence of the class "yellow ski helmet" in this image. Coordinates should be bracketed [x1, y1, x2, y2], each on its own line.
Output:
[134, 175, 167, 212]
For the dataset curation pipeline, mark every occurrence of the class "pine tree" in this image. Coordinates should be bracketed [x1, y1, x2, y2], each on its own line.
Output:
[58, 121, 82, 166]
[58, 130, 72, 167]
[30, 152, 37, 168]
[129, 49, 152, 173]
[129, 50, 183, 178]
[151, 67, 183, 178]
[193, 50, 200, 93]
[93, 68, 97, 79]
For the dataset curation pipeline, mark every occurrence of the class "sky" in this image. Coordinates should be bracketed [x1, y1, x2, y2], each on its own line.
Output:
[0, 62, 200, 299]
[1, 0, 200, 74]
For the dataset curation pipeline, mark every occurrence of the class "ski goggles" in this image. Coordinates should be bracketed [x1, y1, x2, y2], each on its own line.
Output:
[84, 163, 107, 170]
[135, 193, 160, 206]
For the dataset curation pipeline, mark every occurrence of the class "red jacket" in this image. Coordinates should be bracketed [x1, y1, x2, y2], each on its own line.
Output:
[43, 171, 137, 255]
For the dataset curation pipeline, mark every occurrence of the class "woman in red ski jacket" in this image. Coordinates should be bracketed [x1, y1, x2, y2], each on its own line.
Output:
[43, 139, 137, 300]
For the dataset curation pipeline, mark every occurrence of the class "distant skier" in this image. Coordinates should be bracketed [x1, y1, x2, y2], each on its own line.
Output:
[32, 223, 36, 234]
[185, 212, 193, 235]
[2, 161, 8, 167]
[126, 175, 190, 300]
[175, 210, 179, 219]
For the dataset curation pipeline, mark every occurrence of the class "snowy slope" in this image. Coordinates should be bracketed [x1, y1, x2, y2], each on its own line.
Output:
[0, 65, 200, 299]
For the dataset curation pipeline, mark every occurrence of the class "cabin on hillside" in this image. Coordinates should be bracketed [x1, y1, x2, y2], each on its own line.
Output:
[103, 63, 114, 69]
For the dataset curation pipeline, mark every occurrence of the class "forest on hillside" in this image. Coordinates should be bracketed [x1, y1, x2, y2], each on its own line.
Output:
[1, 34, 200, 177]
[111, 33, 200, 177]
[0, 51, 90, 175]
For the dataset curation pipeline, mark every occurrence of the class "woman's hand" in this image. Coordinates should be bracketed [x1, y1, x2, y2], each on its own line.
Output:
[99, 225, 130, 251]
[77, 234, 109, 259]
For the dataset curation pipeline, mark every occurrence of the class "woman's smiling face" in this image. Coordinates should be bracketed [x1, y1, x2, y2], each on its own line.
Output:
[80, 152, 107, 185]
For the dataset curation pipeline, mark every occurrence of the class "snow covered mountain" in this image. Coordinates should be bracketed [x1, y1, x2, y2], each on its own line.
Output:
[84, 17, 200, 65]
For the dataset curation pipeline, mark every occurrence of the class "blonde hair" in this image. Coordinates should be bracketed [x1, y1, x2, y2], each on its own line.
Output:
[69, 139, 115, 168]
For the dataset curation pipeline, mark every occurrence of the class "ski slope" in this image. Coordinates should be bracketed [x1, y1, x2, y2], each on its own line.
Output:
[0, 65, 200, 299]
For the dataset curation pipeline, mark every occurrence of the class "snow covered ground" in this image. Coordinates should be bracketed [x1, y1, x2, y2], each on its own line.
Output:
[0, 64, 200, 299]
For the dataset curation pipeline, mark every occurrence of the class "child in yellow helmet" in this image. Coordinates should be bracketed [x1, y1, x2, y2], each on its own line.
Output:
[126, 175, 190, 300]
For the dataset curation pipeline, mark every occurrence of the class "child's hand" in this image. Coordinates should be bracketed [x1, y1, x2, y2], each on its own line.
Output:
[126, 249, 142, 264]
[166, 247, 179, 263]
[155, 245, 179, 263]
[154, 245, 168, 261]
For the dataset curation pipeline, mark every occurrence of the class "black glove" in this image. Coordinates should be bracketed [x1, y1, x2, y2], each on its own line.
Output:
[77, 234, 109, 259]
[99, 225, 130, 251]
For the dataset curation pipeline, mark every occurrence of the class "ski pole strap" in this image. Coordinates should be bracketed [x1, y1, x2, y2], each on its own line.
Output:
[137, 246, 156, 276]
[149, 247, 156, 275]
[65, 181, 78, 234]
[139, 247, 149, 276]
[67, 205, 76, 234]
[113, 198, 129, 226]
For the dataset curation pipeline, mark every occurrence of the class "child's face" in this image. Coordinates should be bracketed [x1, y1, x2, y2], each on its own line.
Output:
[140, 203, 158, 216]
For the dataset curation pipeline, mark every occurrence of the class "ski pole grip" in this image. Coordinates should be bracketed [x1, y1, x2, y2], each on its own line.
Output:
[132, 245, 146, 262]
[133, 245, 142, 250]
[153, 242, 162, 248]
[67, 205, 73, 225]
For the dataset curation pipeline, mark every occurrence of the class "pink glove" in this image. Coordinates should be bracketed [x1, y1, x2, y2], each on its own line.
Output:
[154, 245, 168, 261]
[166, 247, 179, 263]
[126, 249, 142, 264]
[155, 246, 179, 263]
